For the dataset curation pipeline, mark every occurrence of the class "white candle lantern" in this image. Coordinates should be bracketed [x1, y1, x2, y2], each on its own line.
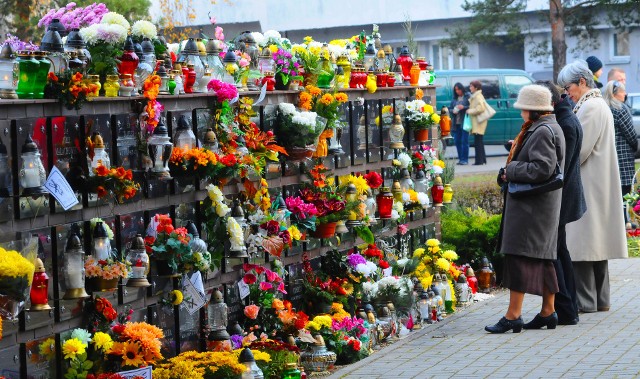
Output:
[62, 231, 90, 299]
[174, 115, 196, 151]
[207, 288, 230, 341]
[0, 43, 18, 99]
[204, 39, 225, 80]
[147, 118, 173, 178]
[125, 234, 151, 287]
[88, 132, 111, 174]
[363, 43, 376, 72]
[92, 221, 112, 261]
[19, 134, 48, 196]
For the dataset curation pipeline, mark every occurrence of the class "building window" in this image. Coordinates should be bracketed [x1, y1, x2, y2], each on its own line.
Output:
[613, 31, 630, 58]
[433, 45, 464, 70]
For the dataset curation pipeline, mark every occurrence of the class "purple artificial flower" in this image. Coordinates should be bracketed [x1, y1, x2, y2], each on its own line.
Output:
[346, 253, 367, 268]
[230, 334, 244, 349]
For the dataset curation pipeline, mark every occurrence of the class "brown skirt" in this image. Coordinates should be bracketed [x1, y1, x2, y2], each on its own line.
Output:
[502, 254, 559, 296]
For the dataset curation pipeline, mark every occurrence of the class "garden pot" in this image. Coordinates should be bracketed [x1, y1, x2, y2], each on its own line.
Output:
[310, 222, 337, 238]
[86, 277, 119, 292]
[286, 146, 316, 162]
[413, 128, 429, 142]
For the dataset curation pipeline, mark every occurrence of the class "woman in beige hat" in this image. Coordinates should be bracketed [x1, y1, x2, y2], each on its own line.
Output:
[486, 84, 566, 333]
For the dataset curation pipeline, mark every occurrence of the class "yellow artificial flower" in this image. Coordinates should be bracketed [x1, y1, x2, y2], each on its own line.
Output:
[426, 239, 440, 247]
[39, 337, 55, 360]
[314, 315, 333, 329]
[305, 320, 320, 332]
[319, 93, 334, 106]
[435, 257, 451, 272]
[345, 174, 370, 196]
[62, 338, 86, 360]
[329, 39, 347, 47]
[422, 104, 434, 114]
[303, 36, 313, 44]
[408, 189, 418, 202]
[413, 248, 425, 258]
[431, 113, 441, 124]
[122, 340, 145, 367]
[170, 290, 184, 305]
[442, 250, 459, 261]
[392, 159, 400, 166]
[93, 331, 114, 352]
[268, 44, 278, 54]
[415, 262, 427, 273]
[0, 247, 36, 285]
[433, 159, 446, 168]
[288, 225, 302, 241]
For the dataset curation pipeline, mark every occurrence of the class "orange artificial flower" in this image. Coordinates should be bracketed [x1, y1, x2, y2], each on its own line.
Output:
[96, 186, 107, 198]
[124, 169, 133, 180]
[271, 299, 285, 311]
[335, 92, 348, 103]
[116, 167, 126, 180]
[416, 88, 424, 100]
[95, 164, 109, 177]
[319, 93, 334, 106]
[72, 72, 83, 83]
[306, 85, 322, 96]
[244, 304, 260, 319]
[47, 72, 58, 82]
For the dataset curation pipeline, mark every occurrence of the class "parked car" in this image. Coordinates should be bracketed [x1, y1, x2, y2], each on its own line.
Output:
[433, 69, 534, 144]
[628, 93, 640, 136]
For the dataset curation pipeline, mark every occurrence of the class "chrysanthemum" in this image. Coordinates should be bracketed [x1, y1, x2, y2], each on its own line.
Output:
[62, 338, 86, 360]
[92, 331, 113, 352]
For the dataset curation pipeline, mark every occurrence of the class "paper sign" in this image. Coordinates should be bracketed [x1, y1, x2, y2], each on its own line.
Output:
[189, 271, 206, 300]
[253, 83, 268, 105]
[181, 273, 207, 315]
[237, 279, 250, 300]
[44, 166, 78, 210]
[117, 366, 152, 379]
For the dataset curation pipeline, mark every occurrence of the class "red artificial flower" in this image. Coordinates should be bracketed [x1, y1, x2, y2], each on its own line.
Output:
[111, 323, 126, 335]
[96, 186, 107, 198]
[261, 220, 280, 235]
[95, 164, 109, 177]
[259, 282, 273, 291]
[363, 171, 383, 189]
[243, 273, 257, 284]
[220, 154, 237, 167]
[294, 311, 309, 330]
[378, 259, 390, 269]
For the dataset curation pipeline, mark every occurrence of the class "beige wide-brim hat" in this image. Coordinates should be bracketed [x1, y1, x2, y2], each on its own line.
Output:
[513, 84, 554, 111]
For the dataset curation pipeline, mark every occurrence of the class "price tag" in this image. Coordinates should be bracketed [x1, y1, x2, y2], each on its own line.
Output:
[117, 367, 152, 379]
[237, 279, 250, 300]
[181, 273, 207, 315]
[44, 166, 78, 210]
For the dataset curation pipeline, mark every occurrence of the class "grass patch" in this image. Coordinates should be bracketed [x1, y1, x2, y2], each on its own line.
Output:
[452, 173, 496, 186]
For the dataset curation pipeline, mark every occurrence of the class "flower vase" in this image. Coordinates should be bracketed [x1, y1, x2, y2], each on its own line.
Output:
[86, 277, 119, 293]
[413, 128, 429, 142]
[274, 72, 289, 90]
[313, 129, 333, 158]
[300, 344, 337, 373]
[310, 222, 337, 238]
[286, 146, 316, 162]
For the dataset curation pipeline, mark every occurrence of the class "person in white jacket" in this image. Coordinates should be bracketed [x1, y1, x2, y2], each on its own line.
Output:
[557, 60, 628, 313]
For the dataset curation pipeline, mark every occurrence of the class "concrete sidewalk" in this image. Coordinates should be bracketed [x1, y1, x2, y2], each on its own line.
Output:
[329, 258, 640, 378]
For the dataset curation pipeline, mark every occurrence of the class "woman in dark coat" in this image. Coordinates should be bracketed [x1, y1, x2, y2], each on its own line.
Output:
[449, 82, 470, 165]
[602, 80, 637, 228]
[486, 84, 566, 333]
[536, 80, 586, 326]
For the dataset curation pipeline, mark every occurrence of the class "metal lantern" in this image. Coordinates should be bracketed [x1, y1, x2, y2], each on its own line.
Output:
[334, 220, 349, 234]
[396, 45, 413, 84]
[228, 200, 249, 258]
[399, 168, 414, 191]
[389, 114, 405, 149]
[174, 115, 197, 151]
[383, 44, 395, 72]
[0, 137, 10, 197]
[157, 64, 169, 93]
[93, 221, 112, 261]
[257, 47, 274, 74]
[204, 39, 225, 80]
[118, 35, 139, 83]
[0, 44, 18, 99]
[455, 274, 471, 305]
[414, 170, 429, 194]
[364, 189, 377, 225]
[222, 49, 238, 85]
[186, 220, 208, 255]
[391, 180, 403, 202]
[375, 48, 388, 71]
[88, 132, 111, 174]
[180, 38, 205, 85]
[273, 193, 290, 227]
[62, 231, 90, 299]
[147, 118, 173, 178]
[125, 234, 151, 287]
[203, 127, 219, 152]
[345, 183, 362, 228]
[418, 291, 431, 322]
[207, 288, 230, 341]
[29, 257, 52, 311]
[40, 25, 68, 74]
[239, 348, 265, 379]
[19, 134, 48, 197]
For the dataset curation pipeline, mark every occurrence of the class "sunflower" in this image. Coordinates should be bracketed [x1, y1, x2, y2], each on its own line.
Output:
[170, 290, 184, 305]
[62, 338, 86, 360]
[122, 341, 145, 367]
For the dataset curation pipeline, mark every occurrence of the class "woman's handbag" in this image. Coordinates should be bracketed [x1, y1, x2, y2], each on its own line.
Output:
[477, 102, 496, 123]
[507, 124, 564, 198]
[462, 114, 472, 132]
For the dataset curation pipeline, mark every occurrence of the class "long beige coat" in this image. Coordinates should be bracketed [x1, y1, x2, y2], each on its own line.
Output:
[566, 89, 628, 261]
[466, 90, 488, 135]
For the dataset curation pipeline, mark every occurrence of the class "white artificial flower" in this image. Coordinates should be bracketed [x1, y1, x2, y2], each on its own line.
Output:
[396, 258, 409, 268]
[99, 23, 128, 45]
[377, 276, 399, 290]
[397, 152, 412, 168]
[393, 200, 404, 213]
[402, 192, 411, 203]
[79, 24, 99, 45]
[279, 103, 296, 116]
[131, 20, 157, 40]
[248, 209, 266, 225]
[356, 261, 378, 277]
[167, 43, 180, 55]
[70, 328, 92, 344]
[263, 30, 281, 42]
[391, 210, 400, 220]
[252, 32, 265, 47]
[100, 12, 130, 30]
[432, 165, 443, 175]
[227, 217, 245, 250]
[327, 43, 344, 59]
[362, 281, 378, 299]
[417, 192, 430, 207]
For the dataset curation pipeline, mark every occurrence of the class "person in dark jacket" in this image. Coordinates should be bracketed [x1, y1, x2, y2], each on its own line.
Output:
[586, 56, 604, 89]
[485, 84, 565, 334]
[449, 82, 470, 165]
[536, 80, 587, 326]
[602, 80, 637, 228]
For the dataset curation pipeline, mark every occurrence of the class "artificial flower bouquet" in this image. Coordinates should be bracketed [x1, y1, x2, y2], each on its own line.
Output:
[0, 245, 36, 320]
[39, 2, 109, 30]
[285, 195, 318, 235]
[412, 238, 460, 290]
[84, 255, 128, 282]
[79, 12, 130, 76]
[272, 47, 301, 86]
[168, 146, 239, 185]
[248, 339, 300, 379]
[45, 71, 99, 110]
[331, 315, 370, 364]
[404, 99, 440, 130]
[300, 164, 351, 226]
[85, 164, 139, 204]
[153, 350, 253, 379]
[272, 103, 326, 154]
[146, 214, 197, 275]
[298, 85, 349, 130]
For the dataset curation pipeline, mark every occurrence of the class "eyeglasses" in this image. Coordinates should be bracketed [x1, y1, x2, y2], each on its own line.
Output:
[563, 83, 576, 92]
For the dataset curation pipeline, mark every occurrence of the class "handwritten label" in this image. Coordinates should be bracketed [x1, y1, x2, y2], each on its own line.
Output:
[237, 279, 250, 300]
[118, 366, 152, 379]
[44, 166, 78, 210]
[181, 272, 207, 315]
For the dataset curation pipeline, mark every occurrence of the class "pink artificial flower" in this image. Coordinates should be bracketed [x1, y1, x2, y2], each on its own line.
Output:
[259, 282, 273, 291]
[265, 269, 277, 282]
[398, 223, 409, 235]
[277, 282, 287, 294]
[239, 58, 249, 68]
[215, 26, 224, 41]
[209, 15, 217, 24]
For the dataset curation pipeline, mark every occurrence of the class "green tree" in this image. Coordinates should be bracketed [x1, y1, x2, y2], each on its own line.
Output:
[0, 0, 151, 42]
[441, 0, 640, 79]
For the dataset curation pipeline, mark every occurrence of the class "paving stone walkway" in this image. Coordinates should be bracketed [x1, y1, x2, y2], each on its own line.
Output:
[328, 258, 640, 379]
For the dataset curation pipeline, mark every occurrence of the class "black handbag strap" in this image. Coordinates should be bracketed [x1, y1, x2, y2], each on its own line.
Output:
[516, 123, 562, 173]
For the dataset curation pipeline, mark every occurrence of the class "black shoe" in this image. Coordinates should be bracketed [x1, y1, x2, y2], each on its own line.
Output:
[523, 312, 559, 330]
[473, 162, 486, 165]
[485, 316, 524, 333]
[558, 317, 579, 326]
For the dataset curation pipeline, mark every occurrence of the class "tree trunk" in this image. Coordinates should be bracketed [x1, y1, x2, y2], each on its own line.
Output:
[549, 0, 567, 81]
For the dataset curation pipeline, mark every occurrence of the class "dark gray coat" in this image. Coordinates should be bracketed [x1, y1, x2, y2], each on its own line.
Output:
[555, 95, 587, 226]
[501, 115, 566, 260]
